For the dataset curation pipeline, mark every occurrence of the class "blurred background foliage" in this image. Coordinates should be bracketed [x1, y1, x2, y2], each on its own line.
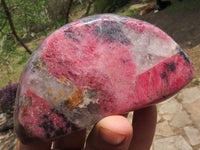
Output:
[0, 83, 18, 113]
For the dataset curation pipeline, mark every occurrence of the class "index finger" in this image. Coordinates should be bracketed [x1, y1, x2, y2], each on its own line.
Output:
[129, 105, 157, 150]
[18, 129, 86, 150]
[17, 140, 51, 150]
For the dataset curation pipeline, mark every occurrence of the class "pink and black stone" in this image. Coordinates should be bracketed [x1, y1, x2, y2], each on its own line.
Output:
[14, 14, 194, 144]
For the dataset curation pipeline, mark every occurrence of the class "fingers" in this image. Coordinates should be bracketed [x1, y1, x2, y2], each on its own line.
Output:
[18, 105, 157, 150]
[18, 140, 51, 150]
[129, 105, 157, 150]
[53, 129, 86, 150]
[85, 115, 133, 150]
[18, 129, 86, 150]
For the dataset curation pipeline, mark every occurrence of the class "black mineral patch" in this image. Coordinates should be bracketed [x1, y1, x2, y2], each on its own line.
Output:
[55, 127, 65, 136]
[39, 120, 55, 133]
[176, 46, 190, 64]
[39, 108, 80, 139]
[32, 59, 46, 72]
[161, 62, 178, 84]
[64, 30, 79, 42]
[161, 71, 167, 79]
[87, 102, 102, 114]
[51, 108, 80, 132]
[162, 95, 167, 99]
[122, 58, 131, 64]
[188, 70, 194, 81]
[178, 51, 190, 64]
[41, 114, 48, 119]
[70, 123, 80, 131]
[165, 62, 176, 72]
[93, 21, 130, 44]
[45, 133, 51, 138]
[161, 71, 169, 84]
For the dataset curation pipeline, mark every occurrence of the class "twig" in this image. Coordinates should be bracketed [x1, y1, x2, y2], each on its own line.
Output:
[1, 0, 32, 54]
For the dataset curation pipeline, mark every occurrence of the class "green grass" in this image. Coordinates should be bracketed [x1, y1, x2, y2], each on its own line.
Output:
[0, 37, 44, 88]
[124, 7, 141, 16]
[0, 50, 30, 88]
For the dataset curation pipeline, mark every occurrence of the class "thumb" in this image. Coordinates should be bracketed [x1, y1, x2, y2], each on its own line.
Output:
[85, 115, 133, 150]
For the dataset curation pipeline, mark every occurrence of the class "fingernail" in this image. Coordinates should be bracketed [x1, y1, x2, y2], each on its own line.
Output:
[99, 127, 126, 145]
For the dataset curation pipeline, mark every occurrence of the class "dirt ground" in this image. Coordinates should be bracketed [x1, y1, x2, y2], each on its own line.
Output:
[140, 9, 200, 49]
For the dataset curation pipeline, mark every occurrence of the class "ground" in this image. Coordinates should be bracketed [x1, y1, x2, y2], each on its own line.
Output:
[0, 0, 200, 149]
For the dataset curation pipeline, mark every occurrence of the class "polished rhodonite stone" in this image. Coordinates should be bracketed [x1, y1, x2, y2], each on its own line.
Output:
[14, 14, 194, 144]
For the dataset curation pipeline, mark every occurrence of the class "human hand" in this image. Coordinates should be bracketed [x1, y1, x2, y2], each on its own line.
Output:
[17, 105, 157, 150]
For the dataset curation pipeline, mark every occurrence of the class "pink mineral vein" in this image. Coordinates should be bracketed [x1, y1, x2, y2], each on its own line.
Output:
[14, 14, 194, 144]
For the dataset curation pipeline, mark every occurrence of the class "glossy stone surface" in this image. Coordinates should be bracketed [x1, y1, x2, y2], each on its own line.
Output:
[14, 14, 194, 144]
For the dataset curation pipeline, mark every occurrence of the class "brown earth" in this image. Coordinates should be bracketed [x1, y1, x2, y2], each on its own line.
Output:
[139, 9, 200, 49]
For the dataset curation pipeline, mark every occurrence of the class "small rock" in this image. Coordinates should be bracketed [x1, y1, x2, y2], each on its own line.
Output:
[184, 126, 200, 146]
[158, 98, 182, 114]
[177, 87, 200, 104]
[157, 113, 161, 122]
[170, 111, 192, 128]
[156, 121, 174, 137]
[162, 114, 174, 121]
[153, 135, 193, 150]
[183, 99, 200, 129]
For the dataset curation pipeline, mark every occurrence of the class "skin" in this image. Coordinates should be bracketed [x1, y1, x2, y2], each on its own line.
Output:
[18, 105, 157, 150]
